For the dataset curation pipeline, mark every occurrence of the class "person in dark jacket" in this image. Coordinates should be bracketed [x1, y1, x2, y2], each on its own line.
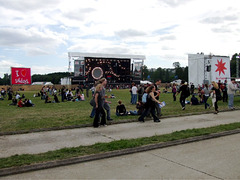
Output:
[93, 84, 107, 128]
[116, 100, 127, 116]
[138, 85, 161, 123]
[210, 81, 222, 114]
[175, 80, 190, 110]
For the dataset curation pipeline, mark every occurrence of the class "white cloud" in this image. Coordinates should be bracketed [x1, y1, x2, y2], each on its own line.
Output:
[1, 0, 240, 76]
[0, 0, 60, 11]
[115, 29, 147, 39]
[0, 59, 24, 77]
[0, 27, 67, 55]
[31, 65, 67, 75]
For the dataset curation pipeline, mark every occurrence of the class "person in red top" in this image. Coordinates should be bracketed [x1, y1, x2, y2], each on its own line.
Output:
[17, 98, 25, 107]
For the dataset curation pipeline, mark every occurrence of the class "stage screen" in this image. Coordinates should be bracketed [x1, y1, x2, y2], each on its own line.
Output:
[85, 57, 131, 83]
[11, 67, 31, 85]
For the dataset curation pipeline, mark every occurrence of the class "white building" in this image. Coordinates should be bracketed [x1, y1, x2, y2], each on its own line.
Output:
[188, 53, 231, 86]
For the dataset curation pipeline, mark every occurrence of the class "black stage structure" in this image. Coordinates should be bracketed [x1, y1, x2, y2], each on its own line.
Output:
[68, 53, 145, 84]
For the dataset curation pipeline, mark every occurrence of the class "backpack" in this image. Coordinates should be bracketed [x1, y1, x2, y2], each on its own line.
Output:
[142, 93, 148, 103]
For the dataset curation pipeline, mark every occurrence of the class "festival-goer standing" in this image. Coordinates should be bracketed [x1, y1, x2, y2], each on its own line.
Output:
[61, 86, 66, 102]
[227, 78, 239, 110]
[7, 87, 13, 100]
[131, 83, 137, 105]
[175, 80, 190, 110]
[190, 83, 195, 94]
[221, 80, 228, 102]
[86, 85, 89, 98]
[137, 85, 144, 102]
[100, 78, 113, 121]
[202, 84, 210, 109]
[172, 83, 177, 101]
[154, 80, 162, 117]
[93, 84, 106, 128]
[211, 81, 221, 114]
[138, 85, 161, 123]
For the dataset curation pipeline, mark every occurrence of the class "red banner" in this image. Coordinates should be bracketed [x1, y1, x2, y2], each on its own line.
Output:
[11, 67, 31, 85]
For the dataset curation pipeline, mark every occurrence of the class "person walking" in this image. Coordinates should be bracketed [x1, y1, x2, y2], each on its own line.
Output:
[227, 78, 239, 110]
[210, 81, 221, 114]
[138, 85, 161, 123]
[93, 84, 107, 128]
[202, 84, 210, 109]
[175, 80, 190, 110]
[99, 78, 113, 121]
[154, 80, 162, 117]
[172, 83, 177, 101]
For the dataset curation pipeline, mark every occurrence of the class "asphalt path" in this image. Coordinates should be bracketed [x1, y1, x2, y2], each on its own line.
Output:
[3, 132, 240, 179]
[0, 110, 240, 158]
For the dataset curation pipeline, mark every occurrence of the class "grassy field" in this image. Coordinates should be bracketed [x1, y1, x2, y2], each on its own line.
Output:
[0, 89, 239, 133]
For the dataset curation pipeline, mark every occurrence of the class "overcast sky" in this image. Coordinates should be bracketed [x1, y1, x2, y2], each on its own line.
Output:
[0, 0, 240, 77]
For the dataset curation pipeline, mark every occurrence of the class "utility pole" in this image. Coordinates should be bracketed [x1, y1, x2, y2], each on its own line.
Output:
[236, 53, 239, 78]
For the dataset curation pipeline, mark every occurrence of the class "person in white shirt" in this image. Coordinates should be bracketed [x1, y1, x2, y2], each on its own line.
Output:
[131, 83, 138, 104]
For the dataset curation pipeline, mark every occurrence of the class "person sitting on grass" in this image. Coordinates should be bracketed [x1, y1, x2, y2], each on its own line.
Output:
[15, 92, 21, 100]
[129, 101, 145, 115]
[190, 95, 200, 105]
[45, 95, 51, 103]
[17, 97, 25, 107]
[116, 100, 128, 116]
[24, 99, 34, 107]
[53, 94, 60, 103]
[66, 90, 73, 101]
[9, 97, 17, 106]
[0, 94, 4, 100]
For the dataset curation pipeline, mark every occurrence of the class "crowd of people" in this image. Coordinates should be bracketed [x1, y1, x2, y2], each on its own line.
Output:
[1, 77, 239, 127]
[0, 87, 34, 107]
[175, 79, 240, 114]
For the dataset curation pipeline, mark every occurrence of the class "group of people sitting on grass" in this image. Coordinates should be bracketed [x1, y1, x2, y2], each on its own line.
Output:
[2, 90, 35, 108]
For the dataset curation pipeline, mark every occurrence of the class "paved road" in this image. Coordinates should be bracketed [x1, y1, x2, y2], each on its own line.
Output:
[0, 110, 240, 158]
[3, 133, 240, 179]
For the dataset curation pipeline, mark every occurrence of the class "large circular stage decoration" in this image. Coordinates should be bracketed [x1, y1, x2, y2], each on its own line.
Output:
[92, 67, 103, 80]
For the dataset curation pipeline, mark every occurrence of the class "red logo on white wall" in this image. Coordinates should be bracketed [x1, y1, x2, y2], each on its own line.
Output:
[215, 59, 227, 76]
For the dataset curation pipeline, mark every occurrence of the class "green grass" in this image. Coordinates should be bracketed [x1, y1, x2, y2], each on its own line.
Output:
[0, 122, 240, 169]
[0, 89, 240, 133]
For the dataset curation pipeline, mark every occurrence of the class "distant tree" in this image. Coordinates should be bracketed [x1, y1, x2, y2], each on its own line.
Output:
[142, 65, 149, 80]
[173, 62, 180, 68]
[183, 66, 188, 82]
[0, 73, 10, 85]
[32, 72, 71, 84]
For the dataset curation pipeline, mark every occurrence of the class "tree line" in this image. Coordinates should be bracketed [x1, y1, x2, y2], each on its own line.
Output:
[0, 53, 239, 85]
[142, 64, 188, 83]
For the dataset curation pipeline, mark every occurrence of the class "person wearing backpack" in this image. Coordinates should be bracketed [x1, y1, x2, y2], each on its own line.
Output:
[175, 80, 190, 110]
[138, 85, 161, 123]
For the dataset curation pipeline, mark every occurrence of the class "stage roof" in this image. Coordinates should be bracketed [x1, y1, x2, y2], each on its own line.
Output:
[68, 52, 146, 60]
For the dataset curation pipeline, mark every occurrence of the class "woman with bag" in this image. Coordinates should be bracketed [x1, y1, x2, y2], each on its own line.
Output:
[138, 85, 161, 123]
[210, 81, 221, 114]
[93, 84, 107, 128]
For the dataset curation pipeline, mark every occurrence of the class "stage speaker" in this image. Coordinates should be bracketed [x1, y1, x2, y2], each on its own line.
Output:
[206, 65, 211, 72]
[92, 67, 103, 80]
